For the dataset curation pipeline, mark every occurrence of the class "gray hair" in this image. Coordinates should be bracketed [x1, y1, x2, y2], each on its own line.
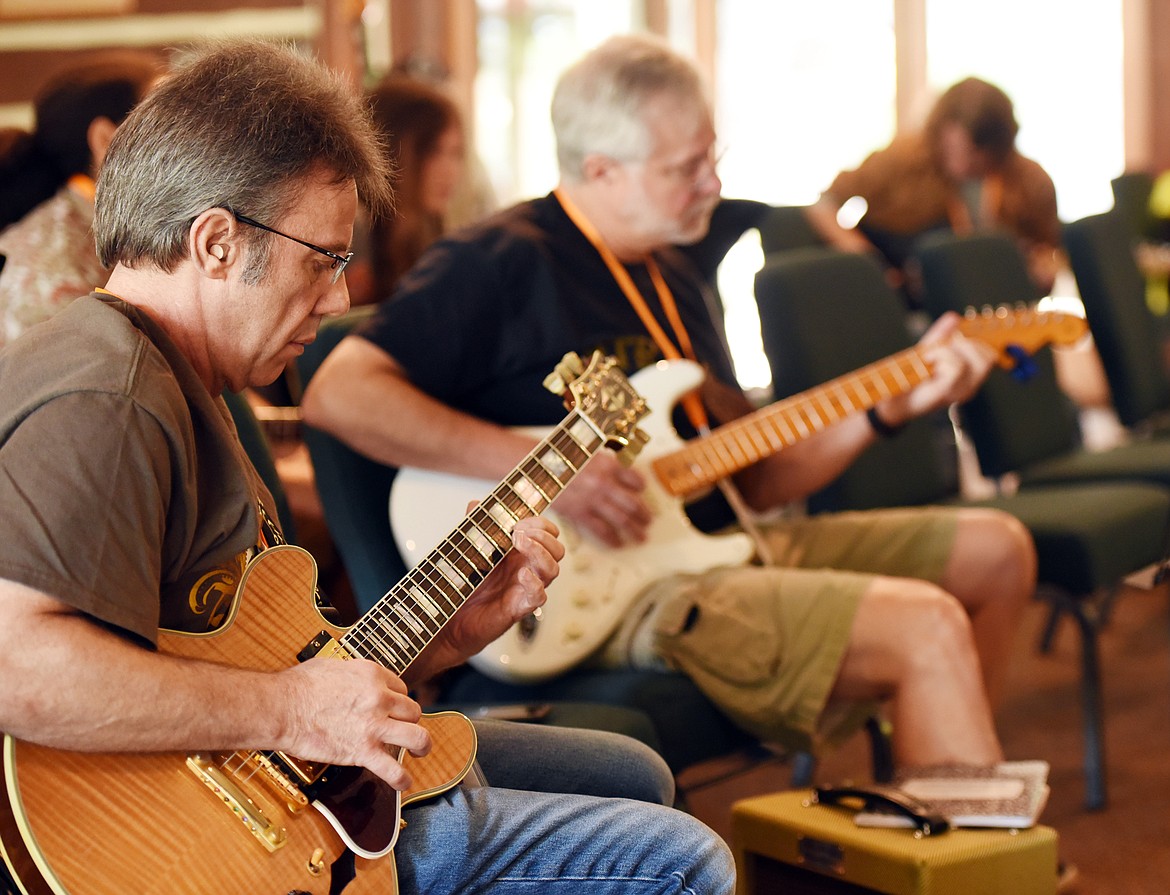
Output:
[94, 39, 394, 281]
[551, 33, 707, 182]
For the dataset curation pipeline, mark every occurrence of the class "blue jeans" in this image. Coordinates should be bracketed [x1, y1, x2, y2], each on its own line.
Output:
[395, 720, 735, 894]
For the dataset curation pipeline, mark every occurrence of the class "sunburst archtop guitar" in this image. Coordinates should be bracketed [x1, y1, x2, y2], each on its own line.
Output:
[391, 306, 1088, 684]
[0, 351, 648, 895]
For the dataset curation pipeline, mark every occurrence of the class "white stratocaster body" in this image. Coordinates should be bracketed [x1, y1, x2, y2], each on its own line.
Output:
[390, 360, 755, 683]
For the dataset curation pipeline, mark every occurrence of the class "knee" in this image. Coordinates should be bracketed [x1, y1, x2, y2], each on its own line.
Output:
[672, 814, 737, 895]
[962, 509, 1038, 591]
[876, 581, 979, 667]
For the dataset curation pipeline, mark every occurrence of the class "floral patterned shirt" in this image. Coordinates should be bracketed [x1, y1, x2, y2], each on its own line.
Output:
[0, 183, 107, 348]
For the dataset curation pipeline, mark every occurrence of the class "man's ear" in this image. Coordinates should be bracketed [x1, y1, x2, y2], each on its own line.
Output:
[86, 116, 119, 174]
[581, 152, 622, 185]
[188, 208, 236, 279]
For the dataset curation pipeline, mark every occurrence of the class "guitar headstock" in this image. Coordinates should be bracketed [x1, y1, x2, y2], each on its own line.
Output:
[958, 305, 1089, 369]
[544, 352, 651, 464]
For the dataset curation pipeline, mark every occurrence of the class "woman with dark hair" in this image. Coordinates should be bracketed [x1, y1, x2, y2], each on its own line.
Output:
[0, 50, 163, 345]
[350, 74, 466, 304]
[805, 77, 1060, 298]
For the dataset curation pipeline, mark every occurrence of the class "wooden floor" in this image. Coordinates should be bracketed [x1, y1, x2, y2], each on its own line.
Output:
[683, 580, 1170, 895]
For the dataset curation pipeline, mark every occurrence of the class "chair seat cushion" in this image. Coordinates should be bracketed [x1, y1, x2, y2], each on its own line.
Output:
[957, 481, 1170, 593]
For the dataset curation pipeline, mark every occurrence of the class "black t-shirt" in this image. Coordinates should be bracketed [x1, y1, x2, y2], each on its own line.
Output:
[359, 192, 742, 437]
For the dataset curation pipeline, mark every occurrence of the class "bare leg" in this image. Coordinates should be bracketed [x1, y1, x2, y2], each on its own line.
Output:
[937, 508, 1036, 707]
[829, 577, 1004, 767]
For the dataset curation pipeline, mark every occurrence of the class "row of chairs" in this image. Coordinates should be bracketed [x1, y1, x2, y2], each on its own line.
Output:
[753, 207, 1170, 810]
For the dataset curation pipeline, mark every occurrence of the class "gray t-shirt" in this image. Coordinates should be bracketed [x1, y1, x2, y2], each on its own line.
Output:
[0, 293, 272, 644]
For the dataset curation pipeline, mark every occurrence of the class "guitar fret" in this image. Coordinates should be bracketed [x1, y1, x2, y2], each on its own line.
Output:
[486, 498, 520, 535]
[376, 614, 414, 656]
[431, 557, 465, 595]
[408, 582, 445, 619]
[813, 390, 839, 423]
[438, 536, 485, 586]
[390, 601, 428, 639]
[463, 514, 508, 562]
[890, 359, 912, 390]
[829, 381, 857, 415]
[510, 472, 550, 513]
[417, 561, 468, 614]
[843, 375, 870, 409]
[468, 506, 513, 555]
[907, 352, 931, 378]
[544, 437, 586, 481]
[790, 404, 813, 438]
[362, 615, 407, 666]
[566, 416, 603, 454]
[735, 424, 768, 463]
[518, 461, 560, 503]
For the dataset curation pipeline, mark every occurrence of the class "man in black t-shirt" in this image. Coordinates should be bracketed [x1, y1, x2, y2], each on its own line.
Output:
[303, 34, 1036, 770]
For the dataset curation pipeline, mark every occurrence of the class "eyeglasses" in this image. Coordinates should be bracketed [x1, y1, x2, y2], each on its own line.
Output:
[650, 144, 725, 190]
[231, 210, 353, 284]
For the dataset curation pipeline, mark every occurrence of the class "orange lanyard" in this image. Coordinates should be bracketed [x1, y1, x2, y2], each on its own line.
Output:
[554, 187, 709, 432]
[67, 173, 96, 203]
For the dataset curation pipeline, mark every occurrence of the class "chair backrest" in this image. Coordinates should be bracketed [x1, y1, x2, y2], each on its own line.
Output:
[914, 231, 1082, 477]
[1063, 210, 1170, 427]
[223, 389, 297, 543]
[754, 247, 957, 512]
[756, 205, 825, 258]
[295, 306, 406, 612]
[1109, 171, 1155, 243]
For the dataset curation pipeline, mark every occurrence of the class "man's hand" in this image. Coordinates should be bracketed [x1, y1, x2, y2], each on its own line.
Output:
[407, 515, 564, 682]
[276, 656, 431, 791]
[872, 311, 997, 427]
[551, 450, 652, 547]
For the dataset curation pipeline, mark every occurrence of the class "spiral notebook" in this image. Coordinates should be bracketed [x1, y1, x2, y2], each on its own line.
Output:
[854, 760, 1050, 829]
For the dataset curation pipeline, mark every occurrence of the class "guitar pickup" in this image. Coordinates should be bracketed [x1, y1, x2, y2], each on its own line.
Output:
[296, 630, 351, 663]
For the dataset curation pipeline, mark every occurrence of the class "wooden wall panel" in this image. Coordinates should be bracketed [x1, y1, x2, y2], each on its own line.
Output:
[0, 1, 323, 125]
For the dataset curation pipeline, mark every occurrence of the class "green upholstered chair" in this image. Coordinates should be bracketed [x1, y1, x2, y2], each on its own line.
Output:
[913, 232, 1170, 492]
[757, 204, 825, 258]
[223, 389, 297, 544]
[1063, 210, 1170, 431]
[754, 246, 1170, 810]
[1109, 171, 1156, 244]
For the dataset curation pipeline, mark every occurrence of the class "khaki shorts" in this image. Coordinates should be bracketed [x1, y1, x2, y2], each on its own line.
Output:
[599, 507, 959, 753]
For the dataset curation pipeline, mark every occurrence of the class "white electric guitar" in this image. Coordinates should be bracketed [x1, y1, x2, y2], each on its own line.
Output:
[391, 307, 1088, 683]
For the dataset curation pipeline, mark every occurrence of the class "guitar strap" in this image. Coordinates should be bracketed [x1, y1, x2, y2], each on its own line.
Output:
[553, 188, 773, 564]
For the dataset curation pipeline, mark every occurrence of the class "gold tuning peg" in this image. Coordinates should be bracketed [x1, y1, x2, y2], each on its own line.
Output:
[543, 352, 585, 396]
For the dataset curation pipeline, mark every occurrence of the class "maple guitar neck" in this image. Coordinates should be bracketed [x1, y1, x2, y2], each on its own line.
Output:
[650, 307, 1088, 498]
[652, 343, 933, 496]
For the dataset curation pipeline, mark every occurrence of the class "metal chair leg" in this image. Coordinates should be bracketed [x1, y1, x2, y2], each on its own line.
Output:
[1070, 598, 1107, 811]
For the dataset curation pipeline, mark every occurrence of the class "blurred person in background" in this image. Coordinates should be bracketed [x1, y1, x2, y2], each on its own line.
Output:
[805, 76, 1061, 301]
[348, 73, 468, 305]
[0, 50, 164, 345]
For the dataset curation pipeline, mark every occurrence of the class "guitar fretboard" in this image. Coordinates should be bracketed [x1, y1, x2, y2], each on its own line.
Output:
[341, 411, 606, 673]
[652, 345, 933, 496]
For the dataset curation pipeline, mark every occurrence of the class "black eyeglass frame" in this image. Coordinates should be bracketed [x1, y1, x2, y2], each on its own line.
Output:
[230, 210, 353, 284]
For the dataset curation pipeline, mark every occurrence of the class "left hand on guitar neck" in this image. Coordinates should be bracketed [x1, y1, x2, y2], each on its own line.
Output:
[410, 514, 564, 680]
